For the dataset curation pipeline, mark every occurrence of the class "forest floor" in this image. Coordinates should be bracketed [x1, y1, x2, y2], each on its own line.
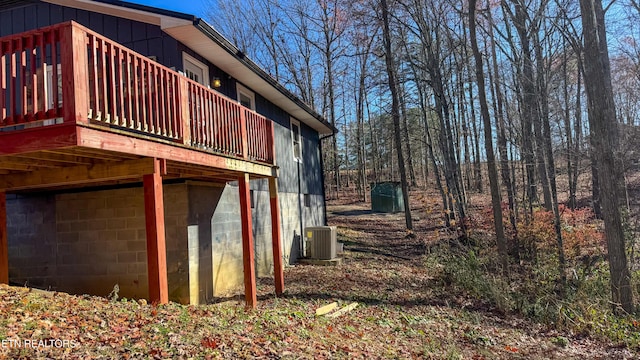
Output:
[1, 190, 639, 359]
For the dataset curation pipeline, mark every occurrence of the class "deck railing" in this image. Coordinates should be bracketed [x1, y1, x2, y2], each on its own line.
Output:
[0, 21, 274, 165]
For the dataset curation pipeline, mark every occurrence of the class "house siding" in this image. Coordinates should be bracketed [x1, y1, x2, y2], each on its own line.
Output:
[1, 0, 327, 302]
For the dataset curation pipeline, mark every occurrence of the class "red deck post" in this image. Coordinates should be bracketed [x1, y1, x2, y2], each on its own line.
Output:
[143, 158, 168, 304]
[60, 22, 89, 124]
[178, 77, 191, 145]
[0, 192, 7, 284]
[240, 109, 248, 159]
[268, 177, 285, 295]
[238, 173, 257, 308]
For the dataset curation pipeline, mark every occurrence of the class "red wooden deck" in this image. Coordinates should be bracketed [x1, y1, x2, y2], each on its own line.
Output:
[0, 21, 285, 307]
[0, 21, 274, 170]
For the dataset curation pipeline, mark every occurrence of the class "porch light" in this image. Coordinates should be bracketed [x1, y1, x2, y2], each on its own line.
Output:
[212, 77, 222, 88]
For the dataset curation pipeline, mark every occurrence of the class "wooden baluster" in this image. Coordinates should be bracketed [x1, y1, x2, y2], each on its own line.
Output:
[19, 37, 26, 123]
[99, 38, 108, 122]
[29, 36, 38, 121]
[133, 56, 140, 130]
[37, 33, 45, 119]
[192, 85, 198, 145]
[205, 89, 212, 148]
[124, 51, 132, 128]
[158, 68, 167, 137]
[152, 63, 160, 134]
[148, 62, 155, 133]
[88, 35, 97, 120]
[107, 43, 117, 124]
[214, 93, 221, 151]
[171, 74, 178, 139]
[0, 41, 6, 123]
[198, 86, 205, 146]
[50, 30, 60, 118]
[227, 102, 234, 155]
[233, 104, 240, 155]
[116, 47, 125, 126]
[8, 38, 16, 124]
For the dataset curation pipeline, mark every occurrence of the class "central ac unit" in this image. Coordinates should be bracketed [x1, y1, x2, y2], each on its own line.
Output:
[305, 226, 337, 260]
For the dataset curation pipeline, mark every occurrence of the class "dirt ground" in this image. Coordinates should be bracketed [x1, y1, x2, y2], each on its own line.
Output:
[1, 189, 639, 359]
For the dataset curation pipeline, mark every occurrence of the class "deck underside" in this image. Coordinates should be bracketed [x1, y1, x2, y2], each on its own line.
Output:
[0, 122, 275, 193]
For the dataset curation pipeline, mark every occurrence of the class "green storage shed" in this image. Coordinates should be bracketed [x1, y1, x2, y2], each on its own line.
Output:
[370, 182, 405, 213]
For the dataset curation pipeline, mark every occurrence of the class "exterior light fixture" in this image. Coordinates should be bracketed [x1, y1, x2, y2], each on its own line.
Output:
[212, 77, 222, 88]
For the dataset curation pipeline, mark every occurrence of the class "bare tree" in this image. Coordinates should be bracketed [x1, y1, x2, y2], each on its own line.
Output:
[579, 0, 634, 313]
[380, 0, 413, 230]
[469, 0, 509, 274]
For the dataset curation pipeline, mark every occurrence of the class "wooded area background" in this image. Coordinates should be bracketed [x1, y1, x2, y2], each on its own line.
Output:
[207, 0, 640, 312]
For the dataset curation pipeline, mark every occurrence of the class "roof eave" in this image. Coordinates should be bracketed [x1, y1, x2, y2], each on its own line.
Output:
[193, 19, 336, 135]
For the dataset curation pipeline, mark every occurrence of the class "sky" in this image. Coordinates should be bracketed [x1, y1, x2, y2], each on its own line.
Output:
[127, 0, 209, 18]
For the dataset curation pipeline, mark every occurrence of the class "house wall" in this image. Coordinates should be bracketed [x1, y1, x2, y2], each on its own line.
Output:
[6, 180, 324, 303]
[2, 1, 328, 302]
[6, 185, 190, 302]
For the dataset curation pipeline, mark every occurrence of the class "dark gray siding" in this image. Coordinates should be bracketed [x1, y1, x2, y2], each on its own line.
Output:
[254, 92, 324, 195]
[0, 2, 183, 69]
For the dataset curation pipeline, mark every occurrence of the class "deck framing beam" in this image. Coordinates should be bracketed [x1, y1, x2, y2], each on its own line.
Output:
[0, 157, 156, 191]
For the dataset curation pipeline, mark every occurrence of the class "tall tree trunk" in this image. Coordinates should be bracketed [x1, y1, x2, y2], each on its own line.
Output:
[509, 0, 538, 211]
[469, 0, 509, 274]
[380, 0, 412, 230]
[563, 39, 575, 210]
[455, 27, 472, 194]
[534, 29, 566, 289]
[366, 95, 380, 184]
[579, 0, 633, 313]
[356, 83, 366, 200]
[570, 60, 583, 210]
[400, 82, 418, 187]
[487, 8, 518, 252]
[468, 75, 483, 193]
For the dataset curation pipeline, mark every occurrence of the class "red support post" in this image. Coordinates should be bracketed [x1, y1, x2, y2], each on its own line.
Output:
[238, 173, 257, 308]
[143, 159, 168, 304]
[0, 192, 7, 284]
[60, 22, 89, 124]
[268, 177, 284, 295]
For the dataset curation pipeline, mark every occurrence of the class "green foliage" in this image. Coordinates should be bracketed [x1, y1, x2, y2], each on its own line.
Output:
[551, 336, 569, 347]
[428, 215, 640, 350]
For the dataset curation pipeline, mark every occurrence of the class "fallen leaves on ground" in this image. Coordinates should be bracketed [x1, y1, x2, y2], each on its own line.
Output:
[0, 192, 638, 359]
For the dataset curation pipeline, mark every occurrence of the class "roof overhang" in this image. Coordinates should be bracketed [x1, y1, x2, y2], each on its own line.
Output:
[42, 0, 336, 135]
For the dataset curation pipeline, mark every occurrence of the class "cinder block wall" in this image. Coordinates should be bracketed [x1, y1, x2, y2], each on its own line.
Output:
[6, 194, 56, 289]
[7, 185, 188, 302]
[7, 182, 325, 304]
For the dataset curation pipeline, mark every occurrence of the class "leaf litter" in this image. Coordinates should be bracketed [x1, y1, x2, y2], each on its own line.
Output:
[0, 194, 638, 359]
